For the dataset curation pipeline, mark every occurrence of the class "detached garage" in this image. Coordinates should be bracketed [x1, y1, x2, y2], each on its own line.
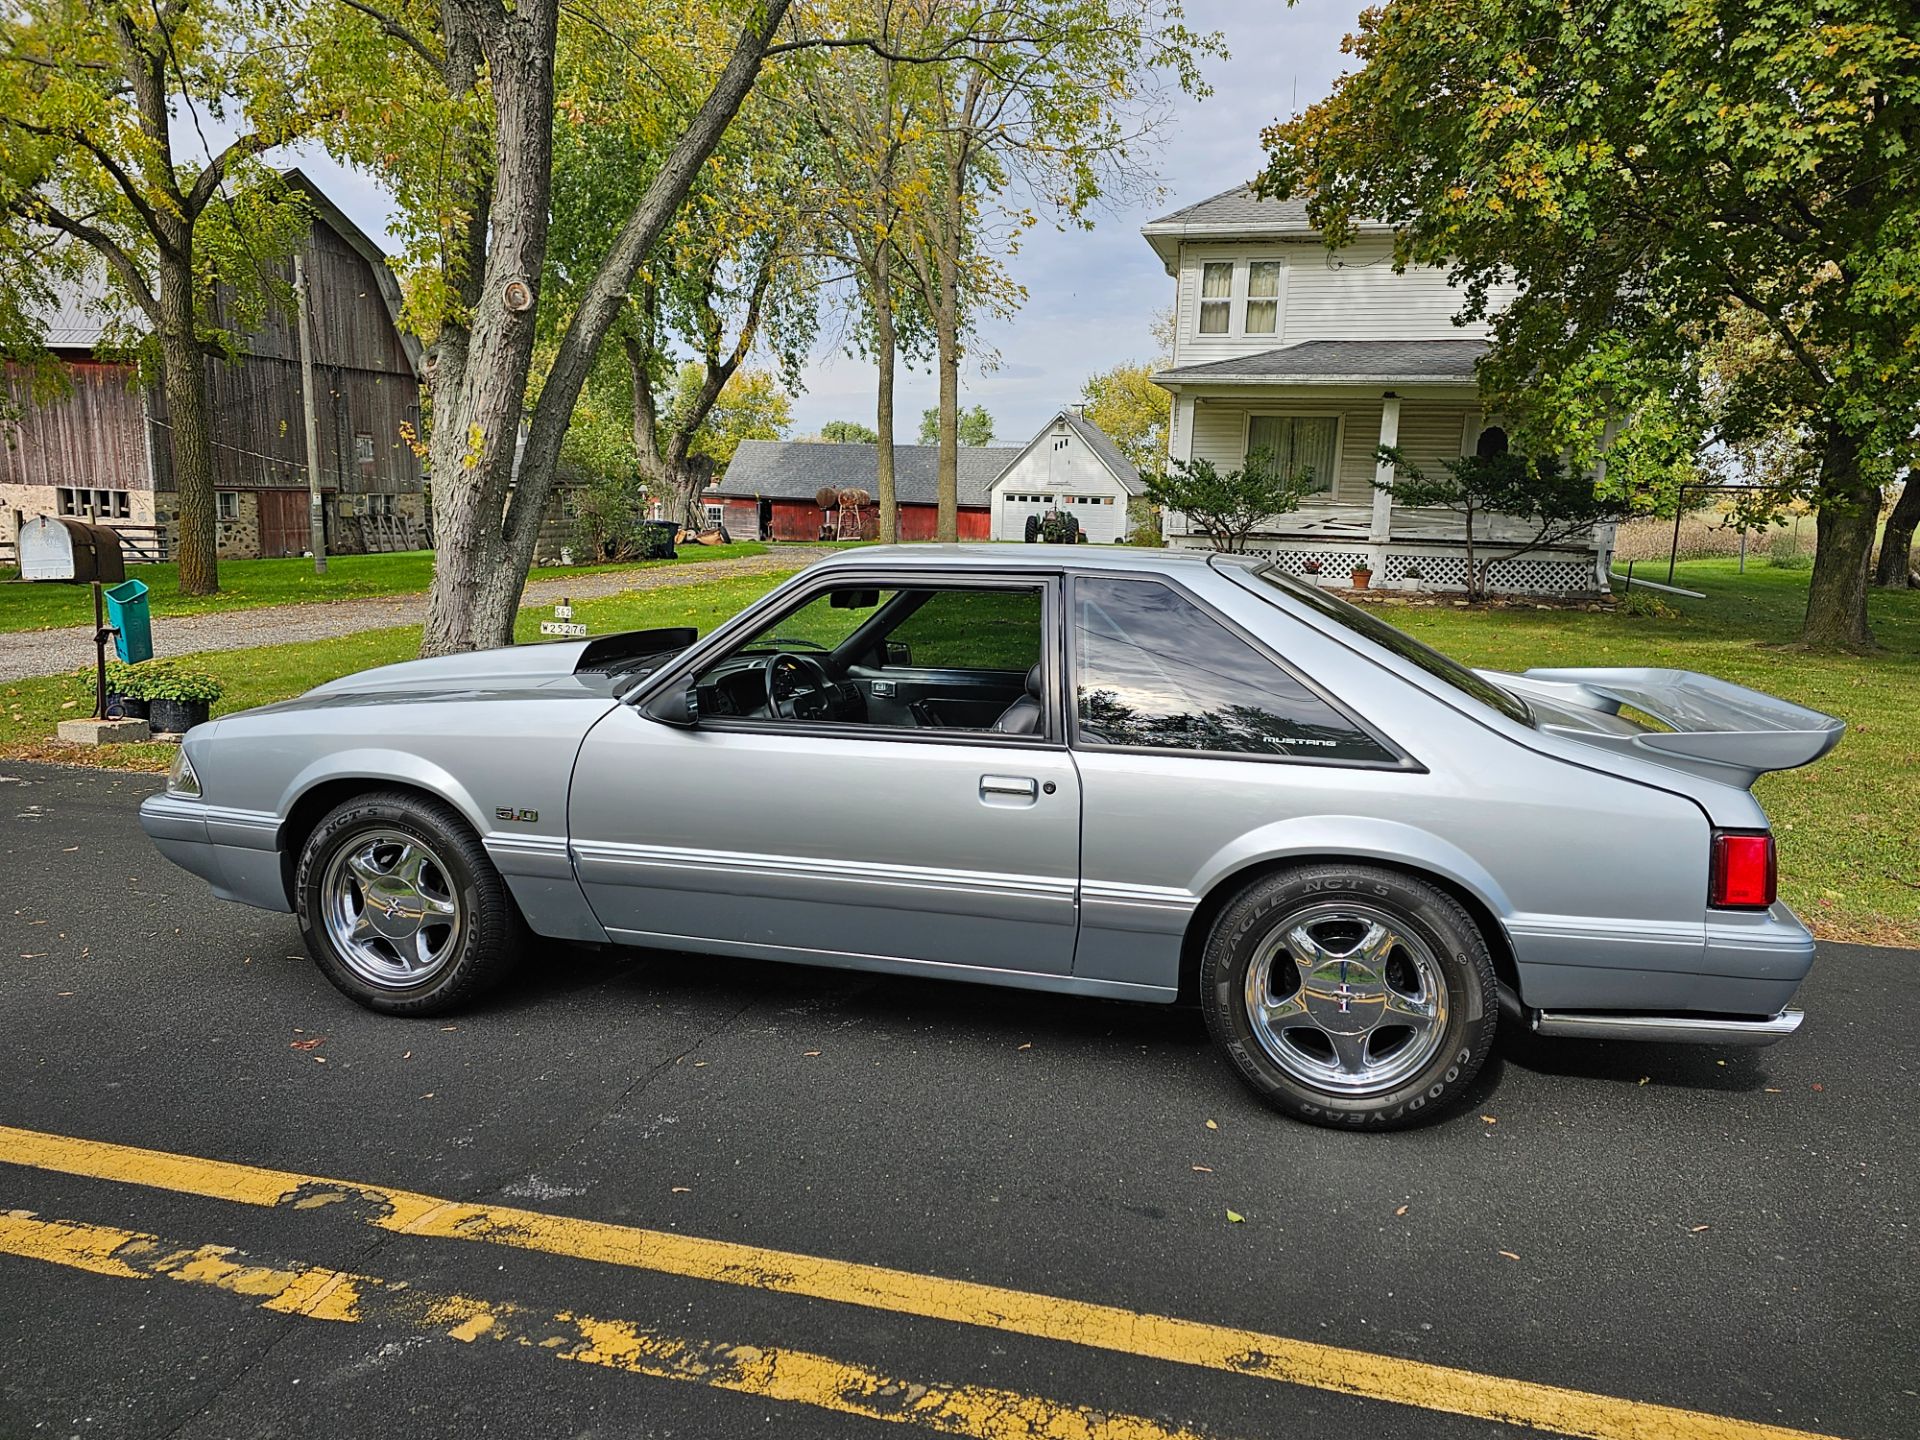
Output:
[709, 441, 1009, 541]
[989, 409, 1144, 543]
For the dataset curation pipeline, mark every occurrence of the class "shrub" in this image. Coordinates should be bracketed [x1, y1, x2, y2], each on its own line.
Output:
[125, 659, 224, 704]
[75, 659, 142, 699]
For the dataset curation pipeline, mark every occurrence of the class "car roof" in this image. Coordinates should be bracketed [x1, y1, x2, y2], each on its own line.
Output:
[807, 543, 1252, 578]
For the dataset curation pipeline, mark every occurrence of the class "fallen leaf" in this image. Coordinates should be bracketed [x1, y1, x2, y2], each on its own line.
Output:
[694, 1060, 709, 1068]
[803, 1050, 821, 1057]
[439, 1026, 457, 1032]
[61, 846, 78, 853]
[671, 1186, 691, 1194]
[420, 1092, 435, 1099]
[402, 1050, 412, 1060]
[313, 1056, 326, 1064]
[1395, 1205, 1409, 1217]
[1812, 1083, 1825, 1092]
[1763, 1087, 1782, 1094]
[1690, 1225, 1710, 1233]
[1637, 1076, 1650, 1086]
[1480, 1115, 1497, 1124]
[1016, 1042, 1032, 1051]
[1498, 1250, 1520, 1261]
[1191, 1164, 1213, 1173]
[1205, 1119, 1218, 1131]
[1226, 1209, 1244, 1223]
[289, 1037, 325, 1051]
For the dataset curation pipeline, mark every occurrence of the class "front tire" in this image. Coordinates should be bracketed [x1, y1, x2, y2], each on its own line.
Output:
[296, 790, 524, 1016]
[1200, 864, 1497, 1129]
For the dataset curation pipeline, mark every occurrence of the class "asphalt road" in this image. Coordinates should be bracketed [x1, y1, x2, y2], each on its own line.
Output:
[0, 761, 1912, 1440]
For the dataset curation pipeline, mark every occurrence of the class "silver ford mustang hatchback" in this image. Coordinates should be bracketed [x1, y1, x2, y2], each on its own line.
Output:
[141, 546, 1841, 1128]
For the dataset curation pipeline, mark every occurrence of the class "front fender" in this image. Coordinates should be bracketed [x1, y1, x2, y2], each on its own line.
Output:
[276, 749, 492, 844]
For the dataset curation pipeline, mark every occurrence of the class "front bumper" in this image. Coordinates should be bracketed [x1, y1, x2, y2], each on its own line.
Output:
[139, 793, 291, 913]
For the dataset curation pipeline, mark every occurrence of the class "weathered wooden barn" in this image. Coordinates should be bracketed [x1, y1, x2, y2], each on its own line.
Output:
[1, 170, 425, 563]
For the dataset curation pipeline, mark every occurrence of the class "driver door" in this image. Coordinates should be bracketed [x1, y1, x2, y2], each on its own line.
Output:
[568, 575, 1083, 978]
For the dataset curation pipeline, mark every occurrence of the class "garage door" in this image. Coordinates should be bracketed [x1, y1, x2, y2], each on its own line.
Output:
[1060, 492, 1124, 543]
[997, 491, 1056, 540]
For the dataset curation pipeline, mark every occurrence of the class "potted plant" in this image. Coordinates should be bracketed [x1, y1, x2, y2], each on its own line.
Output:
[1301, 559, 1322, 585]
[1350, 562, 1374, 591]
[1401, 563, 1424, 592]
[135, 660, 224, 734]
[78, 660, 149, 720]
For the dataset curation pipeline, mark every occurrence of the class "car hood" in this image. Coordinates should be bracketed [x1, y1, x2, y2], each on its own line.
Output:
[300, 640, 610, 701]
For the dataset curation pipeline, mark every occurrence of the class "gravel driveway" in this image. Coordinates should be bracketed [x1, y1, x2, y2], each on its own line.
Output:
[0, 546, 828, 682]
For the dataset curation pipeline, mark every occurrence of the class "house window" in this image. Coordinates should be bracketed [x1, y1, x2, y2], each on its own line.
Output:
[216, 493, 240, 522]
[1245, 261, 1282, 335]
[1248, 415, 1340, 496]
[1197, 262, 1232, 335]
[704, 503, 725, 527]
[354, 432, 376, 470]
[56, 487, 130, 520]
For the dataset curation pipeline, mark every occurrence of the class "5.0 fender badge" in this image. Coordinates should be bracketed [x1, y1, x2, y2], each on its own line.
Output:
[495, 807, 540, 824]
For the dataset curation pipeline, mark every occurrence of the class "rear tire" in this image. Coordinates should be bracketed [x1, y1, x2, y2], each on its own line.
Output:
[1200, 864, 1497, 1129]
[296, 790, 525, 1016]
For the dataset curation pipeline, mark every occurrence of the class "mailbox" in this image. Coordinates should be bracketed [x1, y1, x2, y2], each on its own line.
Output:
[18, 516, 127, 584]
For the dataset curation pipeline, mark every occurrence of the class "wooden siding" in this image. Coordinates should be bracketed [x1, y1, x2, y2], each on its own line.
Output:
[0, 361, 151, 491]
[1168, 238, 1521, 369]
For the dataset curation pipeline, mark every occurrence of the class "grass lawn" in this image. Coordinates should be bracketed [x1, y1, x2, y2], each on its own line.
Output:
[1, 556, 1912, 944]
[0, 543, 768, 634]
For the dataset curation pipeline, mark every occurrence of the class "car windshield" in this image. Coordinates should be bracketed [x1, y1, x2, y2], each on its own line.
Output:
[1244, 565, 1534, 727]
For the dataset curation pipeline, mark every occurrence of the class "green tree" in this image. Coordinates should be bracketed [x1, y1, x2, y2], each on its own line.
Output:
[303, 0, 801, 653]
[892, 1, 1221, 540]
[1079, 363, 1168, 472]
[1141, 452, 1312, 554]
[918, 404, 993, 447]
[670, 364, 791, 475]
[819, 419, 880, 444]
[1260, 0, 1920, 649]
[1, 0, 316, 594]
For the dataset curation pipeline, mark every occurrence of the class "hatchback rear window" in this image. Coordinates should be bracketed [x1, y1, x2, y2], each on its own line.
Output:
[1242, 565, 1535, 727]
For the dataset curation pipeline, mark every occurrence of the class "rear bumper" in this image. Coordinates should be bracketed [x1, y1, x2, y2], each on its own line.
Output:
[138, 793, 290, 913]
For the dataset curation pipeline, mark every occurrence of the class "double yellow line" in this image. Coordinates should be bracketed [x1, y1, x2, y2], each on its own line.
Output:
[0, 1124, 1843, 1440]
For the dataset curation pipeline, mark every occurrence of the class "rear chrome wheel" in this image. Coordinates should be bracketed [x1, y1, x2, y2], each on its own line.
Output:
[297, 791, 524, 1016]
[1244, 902, 1449, 1095]
[1202, 865, 1497, 1129]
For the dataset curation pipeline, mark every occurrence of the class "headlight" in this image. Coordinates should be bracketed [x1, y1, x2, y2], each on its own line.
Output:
[167, 746, 202, 798]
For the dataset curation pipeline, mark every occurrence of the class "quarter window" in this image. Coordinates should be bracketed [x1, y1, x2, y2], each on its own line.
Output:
[1071, 577, 1394, 763]
[1245, 260, 1282, 334]
[1197, 262, 1232, 335]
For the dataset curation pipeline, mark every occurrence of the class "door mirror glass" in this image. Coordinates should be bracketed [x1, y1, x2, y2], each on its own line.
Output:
[884, 639, 913, 667]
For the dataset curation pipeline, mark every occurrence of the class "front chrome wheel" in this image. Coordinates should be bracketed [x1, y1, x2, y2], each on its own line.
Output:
[1243, 901, 1449, 1096]
[321, 829, 463, 989]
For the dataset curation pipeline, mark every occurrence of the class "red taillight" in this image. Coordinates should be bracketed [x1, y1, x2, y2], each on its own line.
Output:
[1711, 832, 1776, 909]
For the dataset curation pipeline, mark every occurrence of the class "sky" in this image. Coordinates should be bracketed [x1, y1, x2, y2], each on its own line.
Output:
[256, 1, 1367, 449]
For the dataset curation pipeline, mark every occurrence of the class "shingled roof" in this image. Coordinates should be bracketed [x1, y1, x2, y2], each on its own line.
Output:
[1139, 184, 1392, 269]
[715, 441, 1017, 507]
[1154, 339, 1487, 386]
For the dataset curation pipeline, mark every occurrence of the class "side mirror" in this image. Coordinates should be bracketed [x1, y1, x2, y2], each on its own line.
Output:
[647, 682, 700, 729]
[884, 639, 913, 667]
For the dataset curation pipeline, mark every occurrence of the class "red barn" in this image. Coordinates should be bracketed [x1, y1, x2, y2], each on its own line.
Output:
[707, 440, 1010, 541]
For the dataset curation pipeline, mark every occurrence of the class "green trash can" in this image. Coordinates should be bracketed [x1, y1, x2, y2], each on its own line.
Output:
[104, 578, 152, 663]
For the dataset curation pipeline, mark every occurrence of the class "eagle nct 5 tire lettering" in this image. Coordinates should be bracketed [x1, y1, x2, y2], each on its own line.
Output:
[1200, 863, 1497, 1128]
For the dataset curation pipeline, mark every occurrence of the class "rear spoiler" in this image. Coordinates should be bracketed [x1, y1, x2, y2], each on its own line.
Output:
[1494, 667, 1845, 787]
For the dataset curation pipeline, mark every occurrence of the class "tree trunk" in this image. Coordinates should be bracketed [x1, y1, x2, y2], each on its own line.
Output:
[157, 260, 218, 596]
[932, 154, 963, 543]
[418, 3, 558, 657]
[1873, 468, 1918, 588]
[1801, 430, 1879, 650]
[873, 253, 898, 544]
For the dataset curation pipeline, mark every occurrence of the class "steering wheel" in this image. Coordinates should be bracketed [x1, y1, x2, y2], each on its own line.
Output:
[763, 651, 833, 719]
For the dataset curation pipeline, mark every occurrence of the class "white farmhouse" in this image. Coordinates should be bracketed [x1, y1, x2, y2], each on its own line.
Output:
[988, 407, 1143, 543]
[1144, 186, 1614, 593]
